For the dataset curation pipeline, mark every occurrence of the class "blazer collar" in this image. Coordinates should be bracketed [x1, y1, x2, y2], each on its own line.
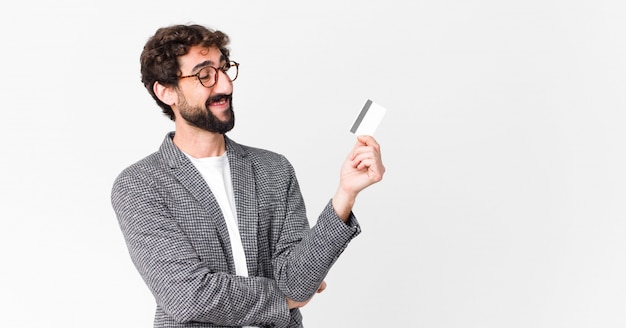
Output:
[159, 131, 248, 168]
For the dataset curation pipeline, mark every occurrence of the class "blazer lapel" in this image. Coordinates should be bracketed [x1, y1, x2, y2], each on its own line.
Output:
[159, 133, 236, 274]
[226, 137, 259, 276]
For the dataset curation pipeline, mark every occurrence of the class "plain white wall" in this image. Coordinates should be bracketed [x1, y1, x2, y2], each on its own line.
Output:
[1, 0, 625, 327]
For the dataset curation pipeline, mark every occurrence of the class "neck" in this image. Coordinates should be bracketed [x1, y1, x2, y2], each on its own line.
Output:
[172, 122, 226, 158]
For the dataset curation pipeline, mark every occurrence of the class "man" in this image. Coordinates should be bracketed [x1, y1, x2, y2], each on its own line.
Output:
[111, 24, 385, 328]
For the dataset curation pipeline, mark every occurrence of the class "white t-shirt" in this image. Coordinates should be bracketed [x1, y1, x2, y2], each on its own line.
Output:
[185, 152, 249, 277]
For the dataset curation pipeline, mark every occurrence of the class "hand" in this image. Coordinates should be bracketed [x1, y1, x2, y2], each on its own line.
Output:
[332, 135, 385, 220]
[341, 135, 385, 193]
[286, 281, 327, 309]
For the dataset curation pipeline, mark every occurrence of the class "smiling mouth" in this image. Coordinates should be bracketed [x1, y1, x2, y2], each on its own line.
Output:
[207, 94, 231, 108]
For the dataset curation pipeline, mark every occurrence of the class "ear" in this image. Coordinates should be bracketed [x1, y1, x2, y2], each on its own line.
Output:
[153, 81, 177, 106]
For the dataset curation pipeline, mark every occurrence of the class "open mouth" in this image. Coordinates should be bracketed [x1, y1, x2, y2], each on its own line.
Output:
[207, 94, 231, 108]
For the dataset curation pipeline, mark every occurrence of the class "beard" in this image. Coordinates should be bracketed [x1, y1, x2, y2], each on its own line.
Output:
[178, 93, 235, 134]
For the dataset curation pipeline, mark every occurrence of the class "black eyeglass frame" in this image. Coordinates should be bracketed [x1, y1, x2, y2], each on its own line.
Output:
[178, 61, 239, 88]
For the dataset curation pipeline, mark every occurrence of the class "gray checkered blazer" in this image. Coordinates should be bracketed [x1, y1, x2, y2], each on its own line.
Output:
[111, 132, 361, 328]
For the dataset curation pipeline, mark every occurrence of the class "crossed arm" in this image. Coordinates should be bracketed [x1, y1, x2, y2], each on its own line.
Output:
[111, 135, 384, 326]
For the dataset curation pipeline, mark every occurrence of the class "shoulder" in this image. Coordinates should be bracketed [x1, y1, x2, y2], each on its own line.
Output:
[226, 137, 299, 184]
[112, 151, 167, 193]
[227, 137, 292, 167]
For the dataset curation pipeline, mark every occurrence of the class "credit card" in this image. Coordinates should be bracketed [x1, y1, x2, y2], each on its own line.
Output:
[350, 99, 387, 136]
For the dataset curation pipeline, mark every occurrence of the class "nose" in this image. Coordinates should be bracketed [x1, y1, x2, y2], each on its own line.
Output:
[212, 69, 233, 93]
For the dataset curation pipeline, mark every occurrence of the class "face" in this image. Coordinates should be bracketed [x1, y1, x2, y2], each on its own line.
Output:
[174, 46, 235, 134]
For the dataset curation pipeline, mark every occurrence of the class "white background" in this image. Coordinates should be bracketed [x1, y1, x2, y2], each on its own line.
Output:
[1, 1, 625, 327]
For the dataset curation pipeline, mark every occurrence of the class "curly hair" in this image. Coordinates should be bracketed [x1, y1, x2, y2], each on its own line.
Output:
[140, 24, 231, 120]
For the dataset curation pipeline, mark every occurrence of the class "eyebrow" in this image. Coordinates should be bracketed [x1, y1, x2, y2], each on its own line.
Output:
[190, 60, 214, 73]
[190, 55, 228, 73]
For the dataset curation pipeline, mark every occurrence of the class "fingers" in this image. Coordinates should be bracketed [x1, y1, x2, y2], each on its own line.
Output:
[286, 281, 327, 309]
[351, 135, 381, 159]
[356, 135, 381, 151]
[317, 281, 327, 293]
[286, 297, 310, 309]
[350, 136, 384, 172]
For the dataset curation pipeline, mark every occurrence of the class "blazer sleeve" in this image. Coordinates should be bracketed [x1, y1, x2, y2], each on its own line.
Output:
[111, 168, 291, 327]
[271, 156, 361, 302]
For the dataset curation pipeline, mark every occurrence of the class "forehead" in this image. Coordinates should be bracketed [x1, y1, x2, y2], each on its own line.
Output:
[178, 46, 225, 73]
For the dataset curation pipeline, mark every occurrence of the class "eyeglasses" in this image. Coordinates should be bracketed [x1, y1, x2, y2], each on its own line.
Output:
[179, 61, 239, 88]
